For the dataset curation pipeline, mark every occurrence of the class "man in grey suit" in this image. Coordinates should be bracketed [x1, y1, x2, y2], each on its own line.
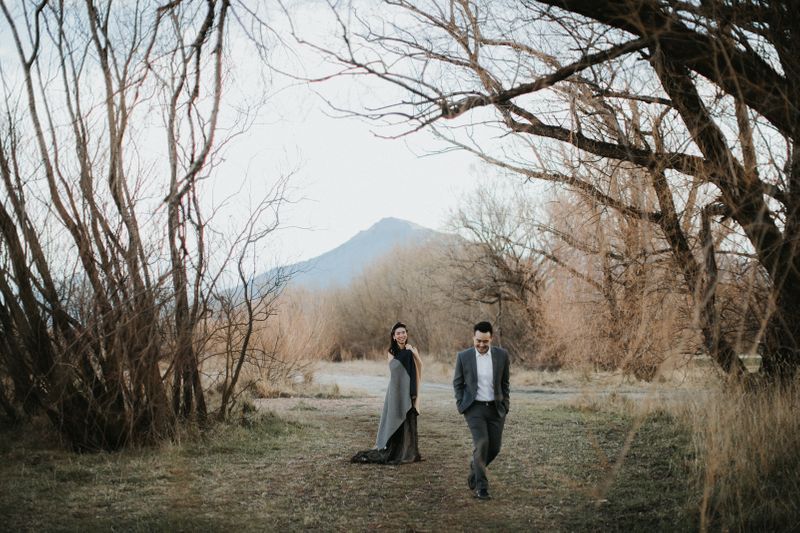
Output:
[453, 321, 510, 500]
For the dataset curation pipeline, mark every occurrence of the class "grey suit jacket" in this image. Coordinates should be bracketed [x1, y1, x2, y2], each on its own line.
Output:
[453, 346, 510, 417]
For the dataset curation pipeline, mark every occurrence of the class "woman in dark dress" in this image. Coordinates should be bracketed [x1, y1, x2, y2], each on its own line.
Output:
[351, 322, 423, 464]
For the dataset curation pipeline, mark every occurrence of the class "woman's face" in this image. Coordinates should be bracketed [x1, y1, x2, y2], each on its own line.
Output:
[393, 327, 408, 345]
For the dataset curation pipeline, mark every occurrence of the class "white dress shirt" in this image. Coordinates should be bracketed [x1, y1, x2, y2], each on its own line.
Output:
[475, 347, 495, 401]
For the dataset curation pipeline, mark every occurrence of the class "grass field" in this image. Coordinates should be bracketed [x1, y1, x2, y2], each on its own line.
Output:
[0, 377, 697, 532]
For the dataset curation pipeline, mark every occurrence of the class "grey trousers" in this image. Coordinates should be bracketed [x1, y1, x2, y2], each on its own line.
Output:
[464, 401, 505, 491]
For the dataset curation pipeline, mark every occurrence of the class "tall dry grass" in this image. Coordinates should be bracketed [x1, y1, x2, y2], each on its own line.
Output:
[536, 273, 698, 380]
[201, 288, 326, 408]
[240, 288, 327, 397]
[678, 380, 800, 531]
[569, 373, 799, 530]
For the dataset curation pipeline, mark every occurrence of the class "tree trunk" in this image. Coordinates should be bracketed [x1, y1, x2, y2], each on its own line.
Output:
[0, 379, 19, 423]
[699, 205, 747, 377]
[761, 283, 800, 381]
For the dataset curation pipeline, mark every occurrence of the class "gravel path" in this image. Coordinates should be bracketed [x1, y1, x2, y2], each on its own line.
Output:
[313, 370, 698, 403]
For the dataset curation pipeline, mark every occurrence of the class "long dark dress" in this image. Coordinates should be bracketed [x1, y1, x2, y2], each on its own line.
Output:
[351, 349, 421, 464]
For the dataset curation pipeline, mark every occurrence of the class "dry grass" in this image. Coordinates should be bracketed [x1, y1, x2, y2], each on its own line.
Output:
[0, 382, 695, 532]
[315, 358, 455, 384]
[249, 380, 344, 400]
[3, 361, 797, 531]
[676, 379, 800, 532]
[513, 361, 714, 390]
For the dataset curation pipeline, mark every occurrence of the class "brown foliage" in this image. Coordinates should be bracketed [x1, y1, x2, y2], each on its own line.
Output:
[320, 240, 470, 361]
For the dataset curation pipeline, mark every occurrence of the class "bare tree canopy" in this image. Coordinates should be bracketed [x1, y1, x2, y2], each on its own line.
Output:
[302, 0, 800, 380]
[0, 0, 291, 450]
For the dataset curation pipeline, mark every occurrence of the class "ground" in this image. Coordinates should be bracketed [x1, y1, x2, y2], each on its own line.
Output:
[0, 361, 698, 531]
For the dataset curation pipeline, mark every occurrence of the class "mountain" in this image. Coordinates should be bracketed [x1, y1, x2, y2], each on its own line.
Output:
[261, 217, 446, 290]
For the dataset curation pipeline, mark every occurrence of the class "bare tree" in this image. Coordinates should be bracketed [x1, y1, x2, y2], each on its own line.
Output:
[446, 182, 547, 362]
[205, 186, 294, 421]
[299, 0, 799, 381]
[449, 173, 692, 377]
[0, 1, 290, 448]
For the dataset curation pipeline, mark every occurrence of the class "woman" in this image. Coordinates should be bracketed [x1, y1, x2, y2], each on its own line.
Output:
[351, 322, 423, 464]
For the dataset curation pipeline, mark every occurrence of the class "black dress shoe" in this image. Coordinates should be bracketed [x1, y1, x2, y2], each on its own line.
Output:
[474, 489, 492, 500]
[467, 472, 476, 490]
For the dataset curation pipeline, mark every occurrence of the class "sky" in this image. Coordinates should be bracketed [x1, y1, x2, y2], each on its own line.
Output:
[207, 5, 489, 266]
[220, 86, 483, 265]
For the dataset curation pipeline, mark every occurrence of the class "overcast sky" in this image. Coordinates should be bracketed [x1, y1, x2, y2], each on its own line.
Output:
[236, 86, 483, 264]
[208, 4, 488, 266]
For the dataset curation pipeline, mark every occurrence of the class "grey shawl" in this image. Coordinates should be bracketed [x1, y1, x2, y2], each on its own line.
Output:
[375, 358, 413, 449]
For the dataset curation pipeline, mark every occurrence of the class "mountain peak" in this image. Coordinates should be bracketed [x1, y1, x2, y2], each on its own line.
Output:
[350, 217, 428, 243]
[369, 217, 424, 230]
[260, 217, 445, 290]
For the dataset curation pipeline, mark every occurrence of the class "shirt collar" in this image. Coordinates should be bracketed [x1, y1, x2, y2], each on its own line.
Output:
[476, 346, 492, 357]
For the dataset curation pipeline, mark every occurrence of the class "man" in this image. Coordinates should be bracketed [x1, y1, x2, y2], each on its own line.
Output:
[453, 321, 510, 500]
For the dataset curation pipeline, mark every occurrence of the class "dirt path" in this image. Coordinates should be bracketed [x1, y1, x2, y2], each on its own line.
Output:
[249, 374, 695, 531]
[0, 361, 698, 531]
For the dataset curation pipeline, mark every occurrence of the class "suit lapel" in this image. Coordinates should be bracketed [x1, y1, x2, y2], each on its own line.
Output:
[491, 348, 500, 392]
[468, 347, 478, 385]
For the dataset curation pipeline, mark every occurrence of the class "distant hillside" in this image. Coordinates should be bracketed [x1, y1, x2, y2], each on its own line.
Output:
[258, 217, 447, 290]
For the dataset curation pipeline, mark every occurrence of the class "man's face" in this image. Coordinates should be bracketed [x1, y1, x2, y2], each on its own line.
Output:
[473, 330, 492, 354]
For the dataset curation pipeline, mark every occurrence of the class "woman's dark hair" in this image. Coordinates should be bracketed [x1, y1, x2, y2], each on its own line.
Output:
[474, 321, 493, 335]
[389, 322, 408, 356]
